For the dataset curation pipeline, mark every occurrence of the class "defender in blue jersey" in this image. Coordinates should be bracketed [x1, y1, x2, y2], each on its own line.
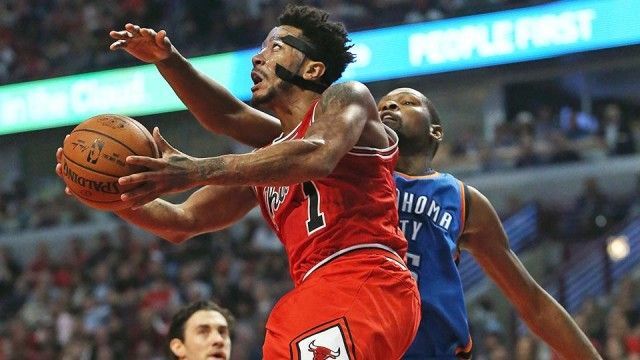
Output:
[378, 88, 601, 359]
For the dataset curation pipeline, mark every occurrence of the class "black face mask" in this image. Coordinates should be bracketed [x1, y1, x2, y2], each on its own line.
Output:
[274, 35, 328, 94]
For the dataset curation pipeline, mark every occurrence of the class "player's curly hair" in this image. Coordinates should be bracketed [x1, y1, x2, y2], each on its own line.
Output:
[278, 4, 356, 85]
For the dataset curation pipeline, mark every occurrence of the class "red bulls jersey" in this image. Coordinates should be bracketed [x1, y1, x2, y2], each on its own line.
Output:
[254, 101, 407, 286]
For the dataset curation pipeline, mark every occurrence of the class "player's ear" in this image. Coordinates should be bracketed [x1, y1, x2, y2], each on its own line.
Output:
[302, 60, 326, 82]
[170, 338, 186, 358]
[430, 124, 443, 143]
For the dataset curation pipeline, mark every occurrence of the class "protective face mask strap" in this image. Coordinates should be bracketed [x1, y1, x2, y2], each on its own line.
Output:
[281, 35, 321, 60]
[274, 35, 329, 94]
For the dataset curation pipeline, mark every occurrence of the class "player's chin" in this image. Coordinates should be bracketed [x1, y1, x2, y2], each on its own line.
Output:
[251, 90, 273, 107]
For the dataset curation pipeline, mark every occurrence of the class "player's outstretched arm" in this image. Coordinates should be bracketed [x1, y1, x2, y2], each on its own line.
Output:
[55, 130, 256, 230]
[109, 24, 281, 147]
[114, 184, 257, 244]
[209, 81, 380, 186]
[119, 82, 380, 198]
[460, 186, 602, 360]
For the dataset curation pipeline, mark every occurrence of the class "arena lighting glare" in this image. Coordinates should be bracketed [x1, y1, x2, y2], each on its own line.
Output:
[1, 0, 640, 135]
[607, 235, 630, 262]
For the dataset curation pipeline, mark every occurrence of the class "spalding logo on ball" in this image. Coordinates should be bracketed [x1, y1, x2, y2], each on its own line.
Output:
[61, 114, 159, 210]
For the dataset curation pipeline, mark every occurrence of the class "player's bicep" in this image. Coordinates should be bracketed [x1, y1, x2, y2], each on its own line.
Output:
[305, 82, 376, 158]
[461, 188, 540, 302]
[180, 184, 257, 234]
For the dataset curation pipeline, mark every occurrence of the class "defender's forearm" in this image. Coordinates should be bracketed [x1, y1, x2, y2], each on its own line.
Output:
[518, 291, 601, 359]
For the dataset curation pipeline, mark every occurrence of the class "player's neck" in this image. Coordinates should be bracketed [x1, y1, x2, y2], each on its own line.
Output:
[270, 90, 321, 134]
[396, 154, 433, 176]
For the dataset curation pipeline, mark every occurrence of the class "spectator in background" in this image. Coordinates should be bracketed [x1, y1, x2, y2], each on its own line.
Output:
[493, 122, 518, 148]
[599, 103, 636, 156]
[469, 297, 504, 355]
[627, 174, 640, 219]
[548, 131, 581, 164]
[324, 0, 372, 29]
[478, 143, 503, 172]
[514, 135, 543, 168]
[604, 336, 628, 360]
[514, 334, 538, 360]
[576, 297, 607, 344]
[626, 322, 640, 359]
[574, 177, 612, 237]
[450, 128, 482, 159]
[475, 332, 508, 360]
[0, 35, 16, 82]
[533, 104, 559, 142]
[404, 0, 445, 22]
[559, 106, 598, 140]
[167, 300, 233, 360]
[0, 246, 20, 302]
[514, 110, 535, 138]
[439, 0, 466, 17]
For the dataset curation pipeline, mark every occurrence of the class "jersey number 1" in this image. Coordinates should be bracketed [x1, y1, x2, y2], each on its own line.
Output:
[302, 181, 326, 234]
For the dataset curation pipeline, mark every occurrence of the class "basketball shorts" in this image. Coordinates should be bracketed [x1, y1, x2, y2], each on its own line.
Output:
[263, 249, 421, 359]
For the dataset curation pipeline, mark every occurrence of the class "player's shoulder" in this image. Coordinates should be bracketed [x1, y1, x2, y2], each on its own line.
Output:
[465, 184, 488, 201]
[463, 184, 495, 218]
[329, 80, 369, 92]
[320, 81, 373, 107]
[325, 80, 369, 93]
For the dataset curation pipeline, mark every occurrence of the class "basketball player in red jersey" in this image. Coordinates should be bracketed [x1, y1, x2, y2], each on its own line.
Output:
[56, 5, 420, 359]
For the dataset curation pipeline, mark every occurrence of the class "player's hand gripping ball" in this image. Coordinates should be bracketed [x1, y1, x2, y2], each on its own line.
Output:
[60, 114, 159, 210]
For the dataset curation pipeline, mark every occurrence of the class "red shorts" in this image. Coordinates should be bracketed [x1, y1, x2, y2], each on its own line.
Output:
[263, 249, 421, 360]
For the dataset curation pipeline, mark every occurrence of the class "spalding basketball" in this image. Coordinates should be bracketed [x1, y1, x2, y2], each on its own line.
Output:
[61, 114, 159, 210]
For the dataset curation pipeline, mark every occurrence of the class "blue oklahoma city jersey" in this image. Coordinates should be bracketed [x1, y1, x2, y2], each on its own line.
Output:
[395, 171, 472, 359]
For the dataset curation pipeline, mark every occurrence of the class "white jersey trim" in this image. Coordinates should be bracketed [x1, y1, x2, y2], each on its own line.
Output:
[302, 243, 402, 282]
[347, 125, 398, 158]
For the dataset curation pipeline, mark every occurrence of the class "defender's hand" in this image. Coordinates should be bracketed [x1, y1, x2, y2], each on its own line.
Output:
[118, 128, 203, 209]
[109, 23, 173, 63]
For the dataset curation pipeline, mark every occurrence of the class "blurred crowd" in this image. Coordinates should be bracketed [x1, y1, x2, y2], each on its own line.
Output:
[441, 101, 640, 174]
[0, 0, 553, 85]
[466, 271, 640, 360]
[0, 173, 638, 359]
[0, 178, 90, 235]
[0, 215, 288, 360]
[572, 276, 640, 360]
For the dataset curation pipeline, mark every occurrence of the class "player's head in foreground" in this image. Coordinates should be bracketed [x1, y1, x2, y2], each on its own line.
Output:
[250, 4, 356, 107]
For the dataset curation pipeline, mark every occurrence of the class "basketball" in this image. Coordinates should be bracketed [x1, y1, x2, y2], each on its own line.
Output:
[61, 114, 159, 210]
